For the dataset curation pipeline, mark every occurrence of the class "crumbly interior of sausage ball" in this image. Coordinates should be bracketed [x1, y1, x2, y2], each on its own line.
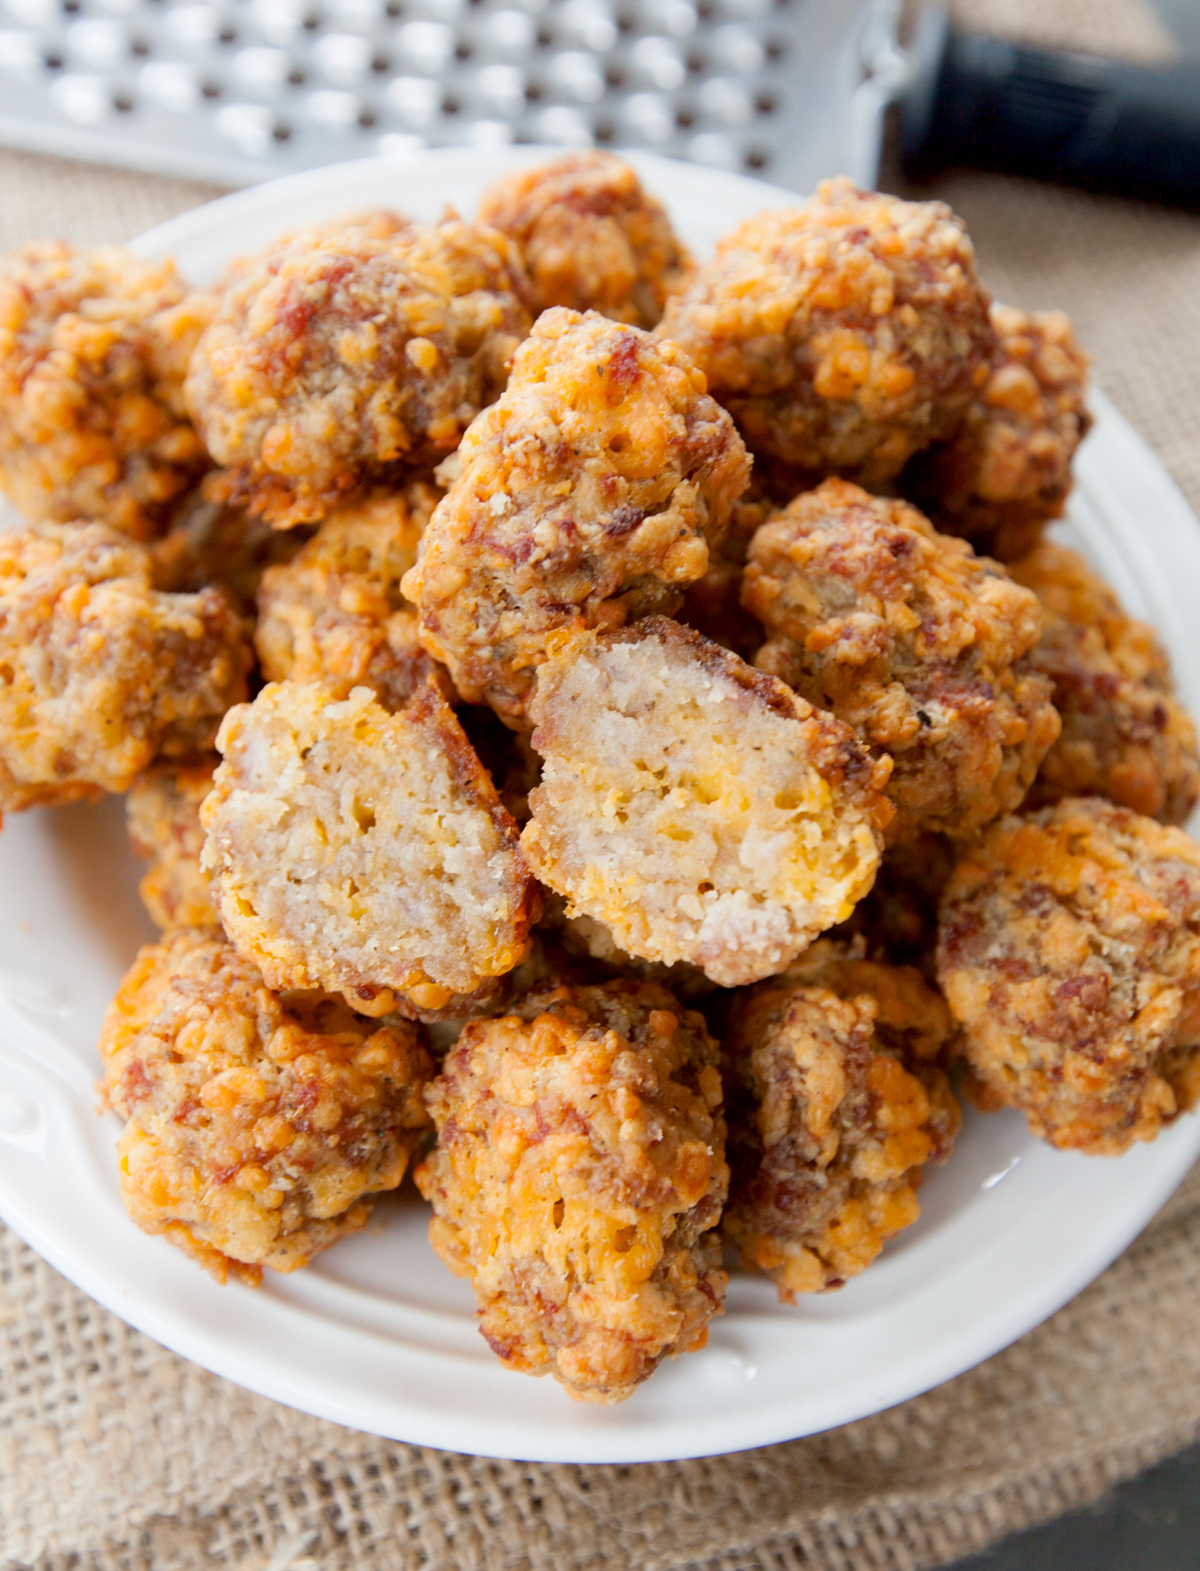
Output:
[903, 305, 1092, 563]
[402, 307, 749, 726]
[478, 151, 690, 328]
[415, 980, 727, 1403]
[522, 617, 891, 987]
[937, 797, 1200, 1153]
[185, 218, 530, 527]
[254, 482, 454, 709]
[100, 927, 433, 1282]
[745, 479, 1060, 841]
[201, 679, 538, 1015]
[657, 178, 995, 486]
[0, 522, 251, 811]
[723, 941, 959, 1300]
[0, 242, 212, 539]
[1010, 540, 1200, 825]
[127, 758, 220, 930]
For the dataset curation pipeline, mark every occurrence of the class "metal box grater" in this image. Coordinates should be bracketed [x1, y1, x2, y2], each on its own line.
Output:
[0, 0, 900, 191]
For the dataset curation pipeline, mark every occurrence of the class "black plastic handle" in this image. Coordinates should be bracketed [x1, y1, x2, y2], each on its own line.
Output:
[900, 7, 1200, 208]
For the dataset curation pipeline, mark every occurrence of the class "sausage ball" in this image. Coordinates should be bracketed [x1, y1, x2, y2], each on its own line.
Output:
[937, 798, 1200, 1154]
[254, 482, 454, 709]
[201, 678, 539, 1016]
[723, 940, 960, 1300]
[100, 927, 433, 1282]
[521, 617, 892, 988]
[127, 757, 219, 930]
[185, 217, 531, 528]
[402, 307, 749, 727]
[0, 242, 212, 539]
[1010, 540, 1200, 825]
[414, 980, 727, 1403]
[744, 479, 1061, 842]
[657, 178, 995, 487]
[834, 832, 959, 982]
[478, 151, 690, 328]
[0, 523, 252, 811]
[903, 306, 1092, 562]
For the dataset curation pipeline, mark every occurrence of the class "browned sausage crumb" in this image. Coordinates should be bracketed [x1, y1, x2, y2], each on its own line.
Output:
[0, 522, 252, 811]
[1009, 540, 1200, 825]
[254, 482, 455, 709]
[658, 179, 995, 487]
[402, 307, 750, 726]
[99, 927, 434, 1282]
[744, 479, 1061, 841]
[201, 678, 539, 1016]
[904, 306, 1092, 563]
[723, 940, 960, 1300]
[478, 151, 690, 328]
[521, 617, 891, 987]
[414, 979, 727, 1403]
[937, 797, 1200, 1153]
[0, 242, 213, 540]
[185, 217, 530, 528]
[126, 758, 220, 929]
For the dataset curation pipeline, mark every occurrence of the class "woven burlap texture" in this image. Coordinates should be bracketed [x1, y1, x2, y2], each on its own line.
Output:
[4, 1, 1200, 1565]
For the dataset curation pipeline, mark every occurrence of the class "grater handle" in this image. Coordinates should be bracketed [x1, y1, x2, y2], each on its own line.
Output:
[900, 6, 1200, 208]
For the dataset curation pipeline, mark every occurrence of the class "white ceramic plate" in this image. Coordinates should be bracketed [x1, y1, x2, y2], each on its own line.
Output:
[1, 149, 1199, 1465]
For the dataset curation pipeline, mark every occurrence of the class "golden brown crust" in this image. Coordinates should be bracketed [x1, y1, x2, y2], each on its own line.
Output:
[185, 218, 531, 528]
[658, 179, 995, 486]
[744, 479, 1061, 841]
[0, 522, 252, 811]
[723, 940, 959, 1300]
[254, 482, 455, 709]
[99, 928, 434, 1281]
[414, 979, 727, 1402]
[126, 758, 220, 929]
[937, 798, 1200, 1153]
[402, 307, 750, 726]
[904, 306, 1092, 562]
[0, 243, 212, 540]
[521, 616, 891, 987]
[478, 152, 690, 329]
[1009, 541, 1200, 825]
[201, 678, 539, 1015]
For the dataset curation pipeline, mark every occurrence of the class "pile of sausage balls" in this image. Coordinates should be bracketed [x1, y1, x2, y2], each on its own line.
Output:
[2, 153, 1197, 1405]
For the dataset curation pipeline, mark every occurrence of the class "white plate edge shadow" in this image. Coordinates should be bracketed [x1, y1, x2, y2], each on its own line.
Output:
[0, 148, 1198, 1463]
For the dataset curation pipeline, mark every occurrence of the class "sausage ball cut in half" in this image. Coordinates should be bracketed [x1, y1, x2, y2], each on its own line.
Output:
[744, 479, 1061, 842]
[937, 798, 1200, 1154]
[127, 757, 219, 930]
[722, 939, 960, 1301]
[903, 306, 1092, 563]
[201, 678, 539, 1017]
[99, 928, 434, 1283]
[401, 307, 750, 727]
[185, 217, 531, 529]
[414, 979, 728, 1404]
[254, 481, 455, 710]
[520, 617, 892, 988]
[657, 178, 996, 487]
[477, 151, 690, 329]
[0, 242, 213, 540]
[1009, 540, 1200, 826]
[0, 523, 252, 812]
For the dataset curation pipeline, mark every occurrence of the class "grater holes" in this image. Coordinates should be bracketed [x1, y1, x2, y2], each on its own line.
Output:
[112, 89, 132, 109]
[743, 144, 767, 167]
[200, 79, 220, 96]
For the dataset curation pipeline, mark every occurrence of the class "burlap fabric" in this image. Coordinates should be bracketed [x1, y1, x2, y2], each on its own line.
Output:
[4, 2, 1200, 1565]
